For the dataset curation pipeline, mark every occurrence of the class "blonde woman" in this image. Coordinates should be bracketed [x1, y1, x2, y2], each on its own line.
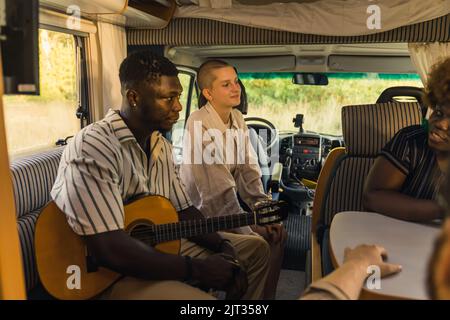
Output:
[180, 60, 287, 299]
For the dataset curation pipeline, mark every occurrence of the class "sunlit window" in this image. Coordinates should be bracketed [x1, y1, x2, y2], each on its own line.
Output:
[2, 29, 80, 157]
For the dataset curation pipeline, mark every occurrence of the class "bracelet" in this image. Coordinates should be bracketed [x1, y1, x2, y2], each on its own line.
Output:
[184, 256, 193, 281]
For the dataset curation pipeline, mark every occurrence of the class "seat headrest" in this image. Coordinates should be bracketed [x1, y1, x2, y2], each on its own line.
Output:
[342, 102, 422, 156]
[235, 78, 248, 115]
[376, 86, 427, 117]
[198, 91, 207, 109]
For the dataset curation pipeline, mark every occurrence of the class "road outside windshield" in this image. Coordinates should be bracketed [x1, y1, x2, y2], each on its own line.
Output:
[241, 73, 423, 136]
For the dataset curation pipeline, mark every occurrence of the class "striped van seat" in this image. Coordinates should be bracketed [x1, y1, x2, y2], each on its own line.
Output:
[10, 147, 64, 292]
[11, 147, 64, 219]
[17, 209, 41, 291]
[319, 102, 422, 228]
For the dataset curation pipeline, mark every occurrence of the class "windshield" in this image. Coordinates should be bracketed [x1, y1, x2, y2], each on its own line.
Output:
[240, 73, 423, 136]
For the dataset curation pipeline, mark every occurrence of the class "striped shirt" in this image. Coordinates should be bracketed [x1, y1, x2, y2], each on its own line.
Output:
[379, 125, 445, 200]
[50, 109, 192, 236]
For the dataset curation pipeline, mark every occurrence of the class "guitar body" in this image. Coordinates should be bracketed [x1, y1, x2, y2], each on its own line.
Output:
[35, 194, 287, 300]
[35, 196, 180, 300]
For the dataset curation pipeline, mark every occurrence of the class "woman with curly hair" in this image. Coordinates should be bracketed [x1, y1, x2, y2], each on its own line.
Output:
[363, 57, 450, 222]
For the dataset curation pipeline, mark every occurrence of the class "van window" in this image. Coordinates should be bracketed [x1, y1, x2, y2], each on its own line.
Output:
[171, 70, 197, 163]
[2, 29, 81, 157]
[241, 73, 423, 136]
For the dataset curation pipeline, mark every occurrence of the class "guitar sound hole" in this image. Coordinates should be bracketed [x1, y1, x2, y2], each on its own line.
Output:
[129, 223, 155, 246]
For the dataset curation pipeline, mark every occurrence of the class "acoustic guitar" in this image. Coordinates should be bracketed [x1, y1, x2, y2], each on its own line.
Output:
[35, 195, 288, 300]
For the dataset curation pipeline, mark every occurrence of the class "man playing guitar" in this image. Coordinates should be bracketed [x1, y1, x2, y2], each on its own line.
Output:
[50, 51, 270, 299]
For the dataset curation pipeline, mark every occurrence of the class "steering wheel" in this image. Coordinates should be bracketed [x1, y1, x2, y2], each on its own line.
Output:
[244, 117, 279, 156]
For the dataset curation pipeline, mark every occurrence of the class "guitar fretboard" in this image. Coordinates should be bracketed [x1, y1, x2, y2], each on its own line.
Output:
[131, 212, 256, 245]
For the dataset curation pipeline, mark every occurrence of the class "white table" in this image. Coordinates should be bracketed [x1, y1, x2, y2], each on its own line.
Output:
[329, 211, 441, 300]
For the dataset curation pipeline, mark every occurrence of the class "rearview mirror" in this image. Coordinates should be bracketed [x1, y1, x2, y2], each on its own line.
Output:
[292, 73, 328, 86]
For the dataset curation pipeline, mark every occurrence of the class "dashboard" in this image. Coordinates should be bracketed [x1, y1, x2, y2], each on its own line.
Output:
[294, 136, 320, 147]
[279, 131, 344, 181]
[245, 119, 344, 181]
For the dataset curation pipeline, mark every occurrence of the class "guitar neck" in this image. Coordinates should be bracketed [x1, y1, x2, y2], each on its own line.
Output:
[150, 212, 256, 245]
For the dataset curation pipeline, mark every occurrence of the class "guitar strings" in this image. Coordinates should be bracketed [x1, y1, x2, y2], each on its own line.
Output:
[131, 215, 255, 244]
[130, 215, 253, 239]
[129, 213, 255, 237]
[128, 203, 281, 239]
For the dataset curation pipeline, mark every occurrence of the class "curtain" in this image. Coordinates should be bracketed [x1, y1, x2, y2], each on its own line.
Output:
[408, 42, 450, 86]
[408, 42, 450, 118]
[96, 21, 127, 115]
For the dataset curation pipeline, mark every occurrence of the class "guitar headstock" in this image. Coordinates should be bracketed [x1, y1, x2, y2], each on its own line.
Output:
[253, 200, 288, 226]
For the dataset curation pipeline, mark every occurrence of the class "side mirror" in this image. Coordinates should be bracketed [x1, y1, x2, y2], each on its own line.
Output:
[292, 73, 329, 86]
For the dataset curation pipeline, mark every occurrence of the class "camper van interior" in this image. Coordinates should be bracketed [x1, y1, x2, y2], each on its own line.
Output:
[0, 0, 450, 302]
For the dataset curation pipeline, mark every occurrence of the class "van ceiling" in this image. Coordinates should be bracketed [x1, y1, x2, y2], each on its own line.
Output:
[171, 43, 409, 58]
[167, 43, 415, 73]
